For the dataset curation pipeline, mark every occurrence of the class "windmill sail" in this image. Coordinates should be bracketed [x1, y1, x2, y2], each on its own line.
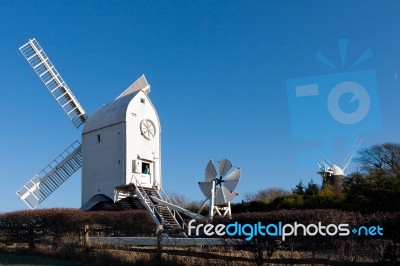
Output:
[16, 141, 83, 209]
[224, 168, 240, 192]
[19, 38, 87, 128]
[342, 138, 363, 171]
[218, 159, 232, 177]
[205, 160, 217, 182]
[215, 186, 238, 205]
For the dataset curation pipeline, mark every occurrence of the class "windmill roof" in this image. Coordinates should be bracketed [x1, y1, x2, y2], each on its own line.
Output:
[82, 91, 141, 134]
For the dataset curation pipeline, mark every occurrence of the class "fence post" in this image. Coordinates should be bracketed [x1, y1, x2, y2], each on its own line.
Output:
[28, 224, 35, 250]
[83, 224, 90, 247]
[156, 225, 163, 263]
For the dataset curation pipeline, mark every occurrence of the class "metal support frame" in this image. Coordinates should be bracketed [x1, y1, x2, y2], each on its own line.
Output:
[197, 180, 233, 220]
[210, 180, 215, 218]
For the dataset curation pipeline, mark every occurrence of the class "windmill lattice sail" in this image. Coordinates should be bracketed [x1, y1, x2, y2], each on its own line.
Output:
[16, 141, 83, 209]
[19, 39, 87, 128]
[342, 138, 363, 171]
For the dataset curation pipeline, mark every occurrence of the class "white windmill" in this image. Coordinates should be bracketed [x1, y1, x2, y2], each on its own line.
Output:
[198, 159, 241, 219]
[15, 38, 199, 234]
[317, 138, 363, 190]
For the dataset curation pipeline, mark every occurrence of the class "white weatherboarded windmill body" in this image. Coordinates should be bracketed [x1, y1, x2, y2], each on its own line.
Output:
[15, 38, 205, 235]
[81, 84, 162, 210]
[15, 38, 239, 234]
[16, 38, 160, 210]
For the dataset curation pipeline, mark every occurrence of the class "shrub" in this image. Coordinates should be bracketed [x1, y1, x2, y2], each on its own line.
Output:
[0, 208, 154, 247]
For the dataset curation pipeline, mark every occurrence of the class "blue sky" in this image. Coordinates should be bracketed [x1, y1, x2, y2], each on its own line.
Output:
[1, 1, 400, 212]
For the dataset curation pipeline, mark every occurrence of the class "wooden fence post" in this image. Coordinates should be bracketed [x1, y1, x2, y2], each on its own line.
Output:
[83, 224, 90, 247]
[28, 224, 35, 250]
[156, 225, 164, 264]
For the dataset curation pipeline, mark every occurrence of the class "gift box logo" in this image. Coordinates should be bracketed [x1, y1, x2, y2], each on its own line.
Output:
[286, 39, 381, 142]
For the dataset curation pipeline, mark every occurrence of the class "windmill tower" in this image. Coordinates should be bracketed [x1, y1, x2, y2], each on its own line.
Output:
[80, 78, 161, 210]
[198, 159, 240, 219]
[16, 39, 234, 236]
[317, 138, 363, 193]
[15, 38, 180, 226]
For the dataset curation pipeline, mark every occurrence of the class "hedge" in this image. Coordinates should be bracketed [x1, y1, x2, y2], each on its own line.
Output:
[0, 208, 154, 248]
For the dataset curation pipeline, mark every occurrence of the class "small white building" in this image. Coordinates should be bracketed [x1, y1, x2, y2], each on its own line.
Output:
[81, 89, 161, 209]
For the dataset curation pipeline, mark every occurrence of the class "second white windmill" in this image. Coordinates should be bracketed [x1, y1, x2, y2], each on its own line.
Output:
[317, 138, 363, 190]
[198, 159, 241, 219]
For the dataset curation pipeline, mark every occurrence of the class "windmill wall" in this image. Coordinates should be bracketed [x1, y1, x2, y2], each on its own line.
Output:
[81, 90, 161, 208]
[125, 93, 161, 190]
[82, 122, 125, 205]
[322, 174, 344, 195]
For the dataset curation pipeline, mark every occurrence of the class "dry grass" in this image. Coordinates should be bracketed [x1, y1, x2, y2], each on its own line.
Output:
[0, 242, 394, 266]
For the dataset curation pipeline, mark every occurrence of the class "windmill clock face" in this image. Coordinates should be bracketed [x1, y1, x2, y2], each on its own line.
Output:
[140, 119, 156, 140]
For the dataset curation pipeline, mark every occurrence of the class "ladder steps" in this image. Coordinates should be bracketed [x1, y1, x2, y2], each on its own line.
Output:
[135, 186, 183, 235]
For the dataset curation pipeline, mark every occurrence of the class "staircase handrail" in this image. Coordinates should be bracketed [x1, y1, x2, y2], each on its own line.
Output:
[154, 181, 188, 229]
[130, 174, 163, 226]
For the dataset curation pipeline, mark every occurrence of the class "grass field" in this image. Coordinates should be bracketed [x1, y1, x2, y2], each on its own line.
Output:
[0, 252, 82, 265]
[0, 242, 385, 266]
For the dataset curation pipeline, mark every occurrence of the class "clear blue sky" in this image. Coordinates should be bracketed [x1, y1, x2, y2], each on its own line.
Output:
[1, 1, 400, 212]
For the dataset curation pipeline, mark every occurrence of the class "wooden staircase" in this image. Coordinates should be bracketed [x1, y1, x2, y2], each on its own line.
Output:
[135, 186, 185, 236]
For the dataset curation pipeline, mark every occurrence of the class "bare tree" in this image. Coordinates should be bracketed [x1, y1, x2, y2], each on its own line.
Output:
[354, 143, 400, 176]
[165, 192, 202, 212]
[167, 192, 190, 208]
[244, 187, 289, 202]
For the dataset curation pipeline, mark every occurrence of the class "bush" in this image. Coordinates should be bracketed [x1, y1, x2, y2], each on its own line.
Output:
[0, 208, 154, 247]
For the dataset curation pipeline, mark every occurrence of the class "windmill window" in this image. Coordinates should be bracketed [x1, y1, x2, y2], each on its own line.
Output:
[142, 162, 150, 174]
[140, 98, 145, 104]
[97, 134, 101, 143]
